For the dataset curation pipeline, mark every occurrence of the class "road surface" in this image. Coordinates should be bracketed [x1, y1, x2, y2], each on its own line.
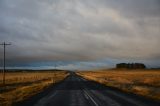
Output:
[17, 72, 160, 106]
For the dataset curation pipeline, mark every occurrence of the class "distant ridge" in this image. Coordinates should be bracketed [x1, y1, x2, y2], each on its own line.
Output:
[0, 69, 65, 72]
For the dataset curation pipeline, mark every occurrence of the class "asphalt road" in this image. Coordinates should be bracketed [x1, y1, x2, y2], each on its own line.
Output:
[17, 72, 160, 106]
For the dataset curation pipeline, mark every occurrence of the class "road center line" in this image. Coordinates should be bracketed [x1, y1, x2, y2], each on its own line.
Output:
[83, 90, 99, 106]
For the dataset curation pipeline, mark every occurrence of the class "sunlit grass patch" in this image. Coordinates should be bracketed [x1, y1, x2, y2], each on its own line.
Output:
[0, 71, 69, 106]
[77, 69, 160, 100]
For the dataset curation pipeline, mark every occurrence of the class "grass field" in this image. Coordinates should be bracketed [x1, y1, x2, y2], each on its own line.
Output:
[77, 69, 160, 101]
[0, 71, 69, 106]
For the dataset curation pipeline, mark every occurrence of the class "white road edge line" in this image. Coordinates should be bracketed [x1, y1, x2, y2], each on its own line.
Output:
[83, 90, 99, 106]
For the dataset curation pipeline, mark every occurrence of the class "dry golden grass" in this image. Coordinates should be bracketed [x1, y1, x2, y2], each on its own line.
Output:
[0, 71, 69, 106]
[77, 69, 160, 100]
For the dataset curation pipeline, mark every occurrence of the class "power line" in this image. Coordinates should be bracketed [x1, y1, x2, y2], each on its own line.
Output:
[0, 42, 11, 86]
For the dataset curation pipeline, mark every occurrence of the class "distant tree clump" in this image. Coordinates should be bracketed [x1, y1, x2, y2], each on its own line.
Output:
[116, 63, 146, 69]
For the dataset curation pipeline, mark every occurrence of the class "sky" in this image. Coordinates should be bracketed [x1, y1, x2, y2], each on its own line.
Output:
[0, 0, 160, 70]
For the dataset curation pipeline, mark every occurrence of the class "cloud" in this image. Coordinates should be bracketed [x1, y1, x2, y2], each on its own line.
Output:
[0, 0, 160, 68]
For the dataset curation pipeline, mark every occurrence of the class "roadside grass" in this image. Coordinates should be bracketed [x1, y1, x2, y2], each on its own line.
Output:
[0, 71, 69, 106]
[77, 69, 160, 101]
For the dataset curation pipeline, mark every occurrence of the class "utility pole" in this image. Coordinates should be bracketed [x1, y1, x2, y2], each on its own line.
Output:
[0, 42, 11, 86]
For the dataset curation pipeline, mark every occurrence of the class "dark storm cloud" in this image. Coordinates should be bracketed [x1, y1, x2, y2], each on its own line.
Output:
[0, 0, 160, 65]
